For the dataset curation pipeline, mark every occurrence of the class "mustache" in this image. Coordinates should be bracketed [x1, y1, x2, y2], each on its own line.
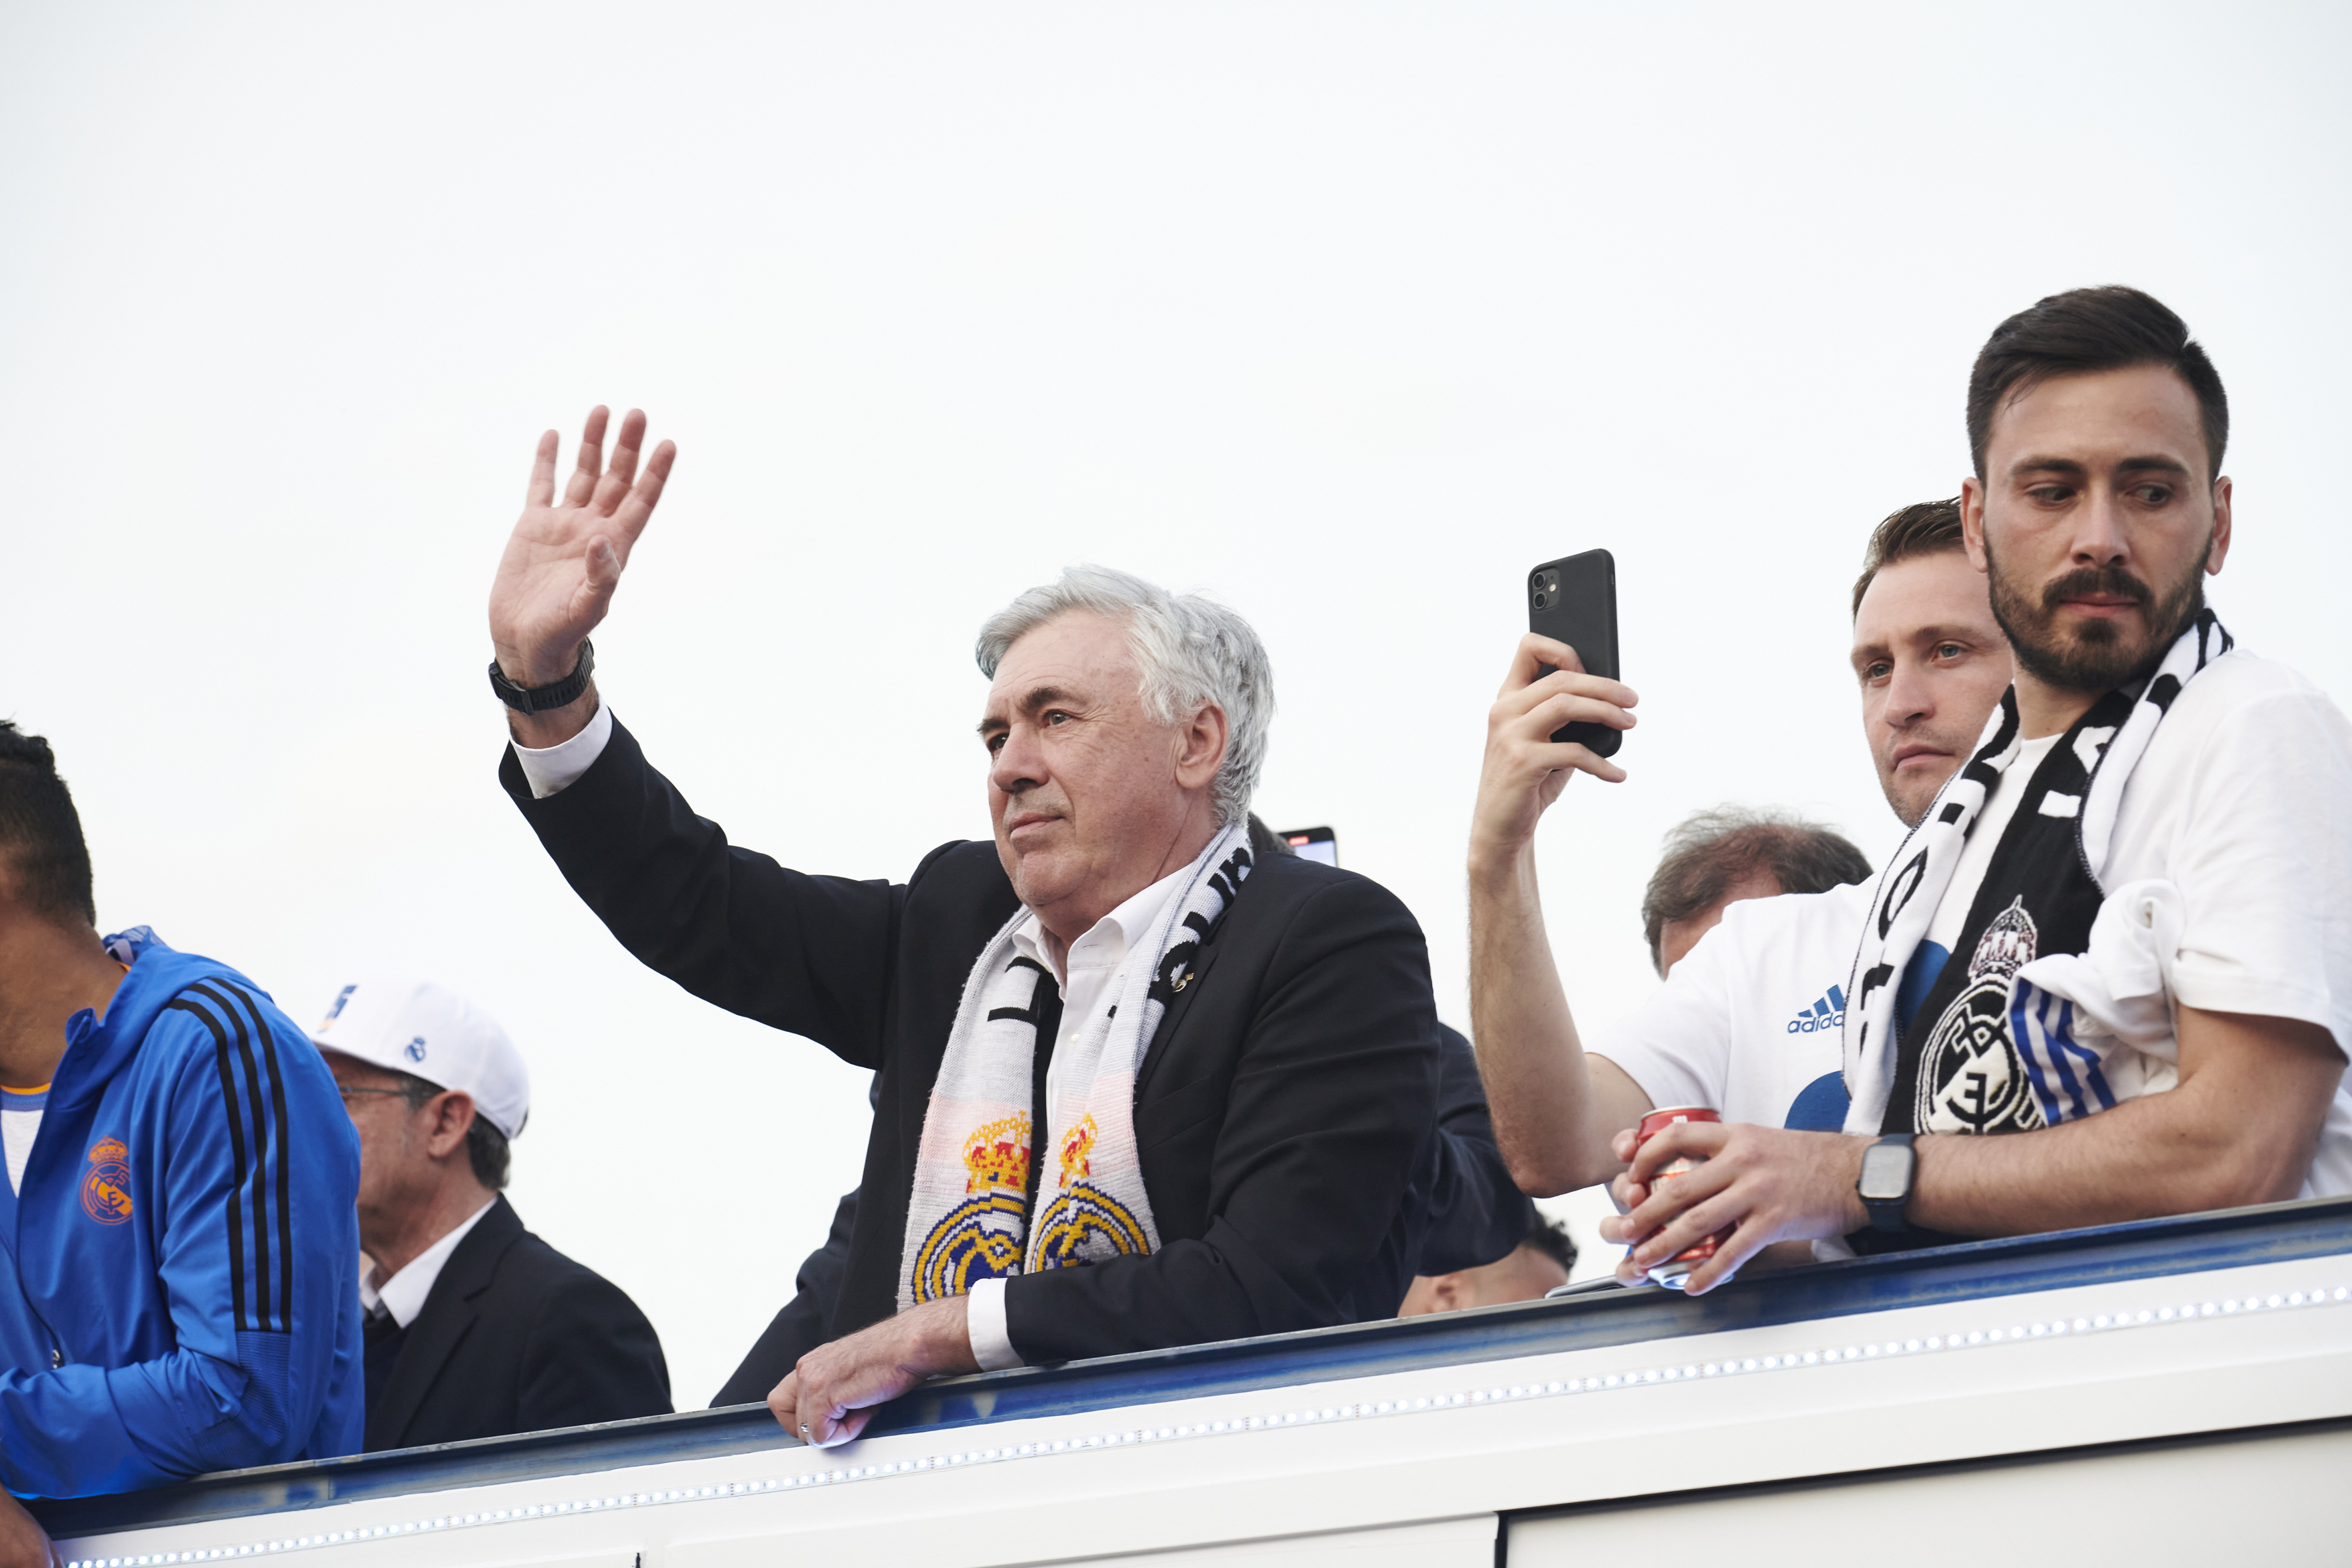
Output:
[2039, 563, 2152, 613]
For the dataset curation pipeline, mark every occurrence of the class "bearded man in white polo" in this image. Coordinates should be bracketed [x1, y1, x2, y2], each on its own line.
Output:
[310, 978, 671, 1450]
[482, 409, 1441, 1446]
[1603, 287, 2352, 1291]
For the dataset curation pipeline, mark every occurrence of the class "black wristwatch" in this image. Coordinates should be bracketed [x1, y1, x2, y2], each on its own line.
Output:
[1856, 1134, 1918, 1233]
[488, 640, 595, 714]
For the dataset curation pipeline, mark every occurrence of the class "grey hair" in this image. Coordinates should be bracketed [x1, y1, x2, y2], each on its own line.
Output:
[975, 565, 1275, 826]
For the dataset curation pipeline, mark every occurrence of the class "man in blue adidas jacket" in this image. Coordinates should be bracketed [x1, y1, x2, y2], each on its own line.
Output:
[0, 722, 361, 1558]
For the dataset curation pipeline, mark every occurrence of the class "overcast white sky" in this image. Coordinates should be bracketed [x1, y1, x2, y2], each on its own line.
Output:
[5, 3, 2348, 1408]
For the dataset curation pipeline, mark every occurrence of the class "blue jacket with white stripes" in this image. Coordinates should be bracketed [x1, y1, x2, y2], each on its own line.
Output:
[0, 930, 363, 1498]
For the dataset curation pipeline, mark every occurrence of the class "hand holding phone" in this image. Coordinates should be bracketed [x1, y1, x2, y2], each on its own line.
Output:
[1470, 558, 1637, 868]
[1527, 549, 1623, 757]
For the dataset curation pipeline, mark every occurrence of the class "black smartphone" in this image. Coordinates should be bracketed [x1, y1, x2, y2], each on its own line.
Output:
[1527, 549, 1621, 757]
[1276, 825, 1338, 866]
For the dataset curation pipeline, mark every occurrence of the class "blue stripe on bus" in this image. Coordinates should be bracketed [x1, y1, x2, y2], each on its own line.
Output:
[35, 1195, 2352, 1540]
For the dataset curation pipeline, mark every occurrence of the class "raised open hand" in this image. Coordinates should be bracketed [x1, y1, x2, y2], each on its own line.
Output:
[488, 407, 676, 687]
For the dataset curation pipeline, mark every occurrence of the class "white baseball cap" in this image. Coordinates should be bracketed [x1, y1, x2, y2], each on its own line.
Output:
[307, 978, 531, 1141]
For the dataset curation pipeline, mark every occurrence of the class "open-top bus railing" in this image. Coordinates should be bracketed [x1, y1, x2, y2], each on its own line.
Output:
[38, 1195, 2352, 1566]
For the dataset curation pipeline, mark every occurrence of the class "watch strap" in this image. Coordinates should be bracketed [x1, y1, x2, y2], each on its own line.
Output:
[1862, 1133, 1917, 1234]
[489, 639, 596, 714]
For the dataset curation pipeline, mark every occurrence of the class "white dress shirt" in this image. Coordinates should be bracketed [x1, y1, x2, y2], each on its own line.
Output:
[511, 699, 614, 799]
[360, 1198, 499, 1329]
[963, 865, 1187, 1371]
[510, 712, 1192, 1372]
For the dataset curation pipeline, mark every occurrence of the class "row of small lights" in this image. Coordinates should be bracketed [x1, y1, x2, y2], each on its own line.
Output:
[72, 1282, 2351, 1568]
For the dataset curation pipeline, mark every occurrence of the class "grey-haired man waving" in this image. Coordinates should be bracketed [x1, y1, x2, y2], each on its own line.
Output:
[484, 411, 1440, 1445]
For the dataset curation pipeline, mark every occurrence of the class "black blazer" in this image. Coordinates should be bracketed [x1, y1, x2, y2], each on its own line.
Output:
[1406, 1025, 1536, 1279]
[712, 1017, 1529, 1406]
[502, 719, 1440, 1364]
[365, 1196, 672, 1452]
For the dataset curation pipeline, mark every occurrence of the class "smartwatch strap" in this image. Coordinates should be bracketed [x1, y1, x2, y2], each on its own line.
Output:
[1862, 1133, 1917, 1234]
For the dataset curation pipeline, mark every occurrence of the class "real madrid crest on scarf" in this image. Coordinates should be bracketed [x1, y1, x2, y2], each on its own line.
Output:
[897, 823, 1254, 1311]
[1843, 609, 2234, 1141]
[1884, 702, 2092, 1137]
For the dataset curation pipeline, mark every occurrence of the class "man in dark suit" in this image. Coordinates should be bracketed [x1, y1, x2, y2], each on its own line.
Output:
[709, 824, 1529, 1408]
[308, 977, 672, 1450]
[485, 407, 1441, 1446]
[715, 1022, 1526, 1407]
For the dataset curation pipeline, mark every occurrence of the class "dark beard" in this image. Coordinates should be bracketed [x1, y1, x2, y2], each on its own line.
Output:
[1986, 534, 2208, 695]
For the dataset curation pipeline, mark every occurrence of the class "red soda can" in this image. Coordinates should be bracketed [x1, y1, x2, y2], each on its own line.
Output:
[1633, 1106, 1732, 1289]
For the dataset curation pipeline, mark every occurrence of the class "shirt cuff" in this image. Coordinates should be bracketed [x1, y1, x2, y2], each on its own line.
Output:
[965, 1278, 1023, 1371]
[509, 700, 614, 800]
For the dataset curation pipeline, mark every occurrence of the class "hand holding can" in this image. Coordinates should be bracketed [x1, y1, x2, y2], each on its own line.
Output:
[1633, 1106, 1734, 1289]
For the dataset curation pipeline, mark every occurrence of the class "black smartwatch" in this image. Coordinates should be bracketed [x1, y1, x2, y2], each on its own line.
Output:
[1856, 1134, 1917, 1233]
[488, 640, 595, 714]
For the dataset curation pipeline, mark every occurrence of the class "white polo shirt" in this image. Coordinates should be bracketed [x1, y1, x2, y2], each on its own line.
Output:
[1895, 651, 2352, 1187]
[1593, 880, 1874, 1132]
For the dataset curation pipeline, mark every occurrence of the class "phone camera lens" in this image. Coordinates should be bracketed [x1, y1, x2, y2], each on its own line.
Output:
[1532, 592, 1548, 609]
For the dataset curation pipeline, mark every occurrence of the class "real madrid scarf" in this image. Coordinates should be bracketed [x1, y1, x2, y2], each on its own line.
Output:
[1842, 609, 2234, 1140]
[896, 822, 1253, 1311]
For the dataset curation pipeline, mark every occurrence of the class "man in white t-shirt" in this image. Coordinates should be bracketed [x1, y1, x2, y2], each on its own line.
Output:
[1611, 287, 2352, 1292]
[1470, 498, 2013, 1199]
[1620, 806, 1872, 1136]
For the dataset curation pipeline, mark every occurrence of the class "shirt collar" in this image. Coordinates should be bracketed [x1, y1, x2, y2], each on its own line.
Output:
[365, 1197, 499, 1328]
[1011, 859, 1194, 990]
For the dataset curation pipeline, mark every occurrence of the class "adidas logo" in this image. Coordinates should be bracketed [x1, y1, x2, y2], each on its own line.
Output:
[1786, 984, 1847, 1035]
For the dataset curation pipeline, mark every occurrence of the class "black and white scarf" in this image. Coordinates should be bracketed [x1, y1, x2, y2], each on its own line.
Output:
[1842, 610, 2234, 1137]
[896, 824, 1253, 1310]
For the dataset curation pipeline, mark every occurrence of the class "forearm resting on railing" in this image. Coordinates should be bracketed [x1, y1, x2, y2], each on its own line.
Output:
[1908, 1006, 2344, 1236]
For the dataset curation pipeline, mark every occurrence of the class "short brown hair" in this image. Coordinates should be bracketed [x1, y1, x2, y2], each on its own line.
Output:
[1966, 285, 2228, 484]
[1850, 498, 1964, 618]
[1641, 807, 1872, 974]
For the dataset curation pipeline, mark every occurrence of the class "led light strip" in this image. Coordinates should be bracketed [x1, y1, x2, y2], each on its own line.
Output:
[69, 1282, 2352, 1567]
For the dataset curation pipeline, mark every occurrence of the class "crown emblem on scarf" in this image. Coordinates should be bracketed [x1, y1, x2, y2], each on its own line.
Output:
[901, 821, 1251, 1313]
[1057, 1115, 1098, 1189]
[962, 1113, 1031, 1196]
[1971, 897, 2040, 982]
